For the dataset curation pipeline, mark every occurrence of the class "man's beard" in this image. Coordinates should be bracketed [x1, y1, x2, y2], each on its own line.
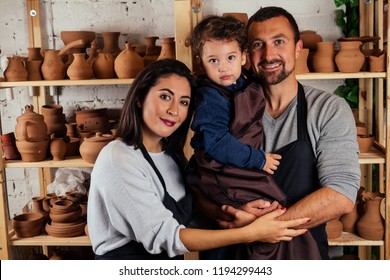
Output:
[254, 60, 293, 85]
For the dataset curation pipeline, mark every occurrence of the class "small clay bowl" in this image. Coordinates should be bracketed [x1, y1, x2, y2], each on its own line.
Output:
[12, 212, 44, 238]
[50, 207, 82, 223]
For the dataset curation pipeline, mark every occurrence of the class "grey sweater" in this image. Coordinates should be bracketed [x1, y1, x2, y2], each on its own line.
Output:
[87, 140, 189, 257]
[263, 84, 360, 202]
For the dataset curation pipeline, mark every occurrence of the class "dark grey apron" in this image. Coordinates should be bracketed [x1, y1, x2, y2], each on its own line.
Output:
[271, 83, 328, 259]
[95, 145, 192, 260]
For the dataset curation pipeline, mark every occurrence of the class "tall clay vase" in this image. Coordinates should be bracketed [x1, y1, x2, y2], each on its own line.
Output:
[93, 53, 116, 79]
[114, 44, 144, 79]
[312, 42, 336, 73]
[101, 32, 121, 57]
[4, 56, 28, 82]
[356, 192, 385, 240]
[143, 36, 160, 67]
[299, 30, 323, 52]
[325, 218, 343, 239]
[295, 48, 310, 74]
[335, 41, 365, 73]
[157, 40, 176, 60]
[27, 47, 44, 61]
[67, 53, 94, 80]
[41, 50, 66, 80]
[26, 60, 43, 81]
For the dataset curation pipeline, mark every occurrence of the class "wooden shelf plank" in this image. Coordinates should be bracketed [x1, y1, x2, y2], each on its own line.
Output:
[9, 233, 91, 246]
[3, 156, 94, 168]
[297, 72, 386, 80]
[328, 231, 384, 246]
[0, 78, 134, 88]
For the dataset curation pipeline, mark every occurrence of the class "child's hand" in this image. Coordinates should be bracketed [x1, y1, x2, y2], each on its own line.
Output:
[262, 153, 281, 174]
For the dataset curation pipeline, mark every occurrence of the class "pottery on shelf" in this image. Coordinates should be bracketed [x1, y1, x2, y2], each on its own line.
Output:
[356, 191, 385, 240]
[61, 31, 96, 54]
[101, 32, 122, 57]
[312, 42, 336, 72]
[295, 48, 310, 74]
[299, 30, 323, 52]
[15, 105, 48, 142]
[143, 36, 160, 67]
[335, 41, 365, 73]
[93, 52, 116, 79]
[357, 134, 374, 153]
[49, 134, 67, 161]
[369, 50, 386, 72]
[325, 218, 343, 239]
[114, 43, 144, 79]
[75, 108, 108, 129]
[157, 39, 176, 60]
[41, 50, 66, 80]
[79, 132, 114, 164]
[1, 132, 21, 160]
[4, 56, 28, 82]
[67, 53, 94, 80]
[12, 212, 45, 238]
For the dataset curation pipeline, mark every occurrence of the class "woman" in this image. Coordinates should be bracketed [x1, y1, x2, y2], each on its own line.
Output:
[87, 59, 310, 260]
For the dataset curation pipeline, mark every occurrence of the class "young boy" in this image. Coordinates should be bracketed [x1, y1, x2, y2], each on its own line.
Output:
[186, 15, 321, 260]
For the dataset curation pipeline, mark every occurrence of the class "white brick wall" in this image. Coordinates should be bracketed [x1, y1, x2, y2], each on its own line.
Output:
[0, 0, 345, 216]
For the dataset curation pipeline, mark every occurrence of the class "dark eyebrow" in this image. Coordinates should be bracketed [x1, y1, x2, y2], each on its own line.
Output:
[159, 88, 191, 99]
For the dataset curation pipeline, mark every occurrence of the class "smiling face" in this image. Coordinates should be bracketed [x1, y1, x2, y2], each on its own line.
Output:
[199, 39, 246, 87]
[248, 16, 302, 85]
[140, 74, 191, 151]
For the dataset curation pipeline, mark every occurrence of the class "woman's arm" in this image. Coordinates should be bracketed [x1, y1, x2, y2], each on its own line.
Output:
[180, 208, 310, 252]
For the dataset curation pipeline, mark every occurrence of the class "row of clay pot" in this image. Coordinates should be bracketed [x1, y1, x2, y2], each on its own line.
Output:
[3, 33, 175, 82]
[12, 193, 88, 238]
[326, 189, 385, 241]
[297, 31, 386, 74]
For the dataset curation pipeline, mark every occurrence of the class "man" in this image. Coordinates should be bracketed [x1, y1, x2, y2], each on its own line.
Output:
[242, 6, 360, 259]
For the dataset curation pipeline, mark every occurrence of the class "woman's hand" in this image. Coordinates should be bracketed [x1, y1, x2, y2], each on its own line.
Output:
[245, 208, 310, 243]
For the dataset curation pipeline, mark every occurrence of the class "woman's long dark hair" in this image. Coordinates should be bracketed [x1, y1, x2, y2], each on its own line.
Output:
[116, 59, 195, 161]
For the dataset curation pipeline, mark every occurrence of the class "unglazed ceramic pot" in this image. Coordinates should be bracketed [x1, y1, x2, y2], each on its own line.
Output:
[357, 134, 374, 153]
[295, 48, 310, 74]
[93, 53, 116, 79]
[312, 42, 336, 72]
[101, 32, 121, 57]
[357, 191, 385, 240]
[4, 56, 28, 82]
[79, 132, 114, 164]
[114, 43, 144, 78]
[12, 212, 45, 238]
[335, 41, 365, 73]
[157, 40, 176, 60]
[15, 105, 47, 142]
[300, 30, 323, 51]
[41, 50, 66, 80]
[325, 218, 343, 239]
[143, 36, 160, 67]
[67, 53, 93, 80]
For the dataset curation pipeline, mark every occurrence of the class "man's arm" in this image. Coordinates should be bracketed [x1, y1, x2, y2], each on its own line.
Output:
[278, 187, 354, 228]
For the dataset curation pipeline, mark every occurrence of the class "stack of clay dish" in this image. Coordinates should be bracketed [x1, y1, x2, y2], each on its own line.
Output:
[41, 104, 67, 137]
[15, 105, 49, 162]
[79, 132, 114, 164]
[46, 199, 86, 238]
[1, 132, 21, 160]
[12, 212, 45, 238]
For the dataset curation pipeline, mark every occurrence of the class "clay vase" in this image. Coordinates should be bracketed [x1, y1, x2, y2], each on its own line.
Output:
[143, 36, 160, 66]
[32, 196, 49, 222]
[325, 218, 343, 239]
[295, 48, 310, 74]
[114, 43, 144, 79]
[369, 51, 386, 72]
[335, 41, 365, 73]
[1, 132, 21, 160]
[67, 53, 94, 80]
[101, 32, 121, 57]
[15, 105, 48, 142]
[79, 132, 114, 164]
[157, 40, 176, 60]
[4, 56, 28, 82]
[340, 203, 359, 233]
[26, 60, 43, 81]
[300, 30, 323, 52]
[93, 52, 116, 79]
[41, 50, 66, 80]
[357, 134, 374, 153]
[312, 42, 336, 72]
[27, 47, 44, 61]
[41, 104, 67, 137]
[356, 192, 385, 240]
[49, 134, 67, 161]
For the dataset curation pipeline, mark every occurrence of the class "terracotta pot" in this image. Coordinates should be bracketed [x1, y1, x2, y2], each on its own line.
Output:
[83, 116, 110, 133]
[67, 53, 94, 80]
[50, 207, 82, 223]
[369, 51, 386, 72]
[300, 30, 323, 51]
[75, 108, 108, 128]
[325, 218, 343, 239]
[143, 36, 160, 67]
[295, 48, 310, 74]
[356, 123, 368, 135]
[101, 32, 121, 57]
[114, 44, 144, 79]
[45, 220, 86, 238]
[340, 203, 359, 233]
[32, 196, 49, 222]
[357, 134, 374, 153]
[65, 137, 80, 157]
[41, 50, 66, 80]
[12, 212, 45, 238]
[357, 192, 385, 240]
[26, 60, 43, 81]
[312, 42, 336, 72]
[93, 53, 116, 79]
[49, 134, 67, 161]
[15, 105, 47, 142]
[1, 132, 21, 160]
[15, 139, 49, 162]
[335, 41, 365, 73]
[157, 40, 176, 60]
[61, 31, 96, 54]
[27, 47, 44, 61]
[4, 56, 28, 82]
[79, 132, 114, 164]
